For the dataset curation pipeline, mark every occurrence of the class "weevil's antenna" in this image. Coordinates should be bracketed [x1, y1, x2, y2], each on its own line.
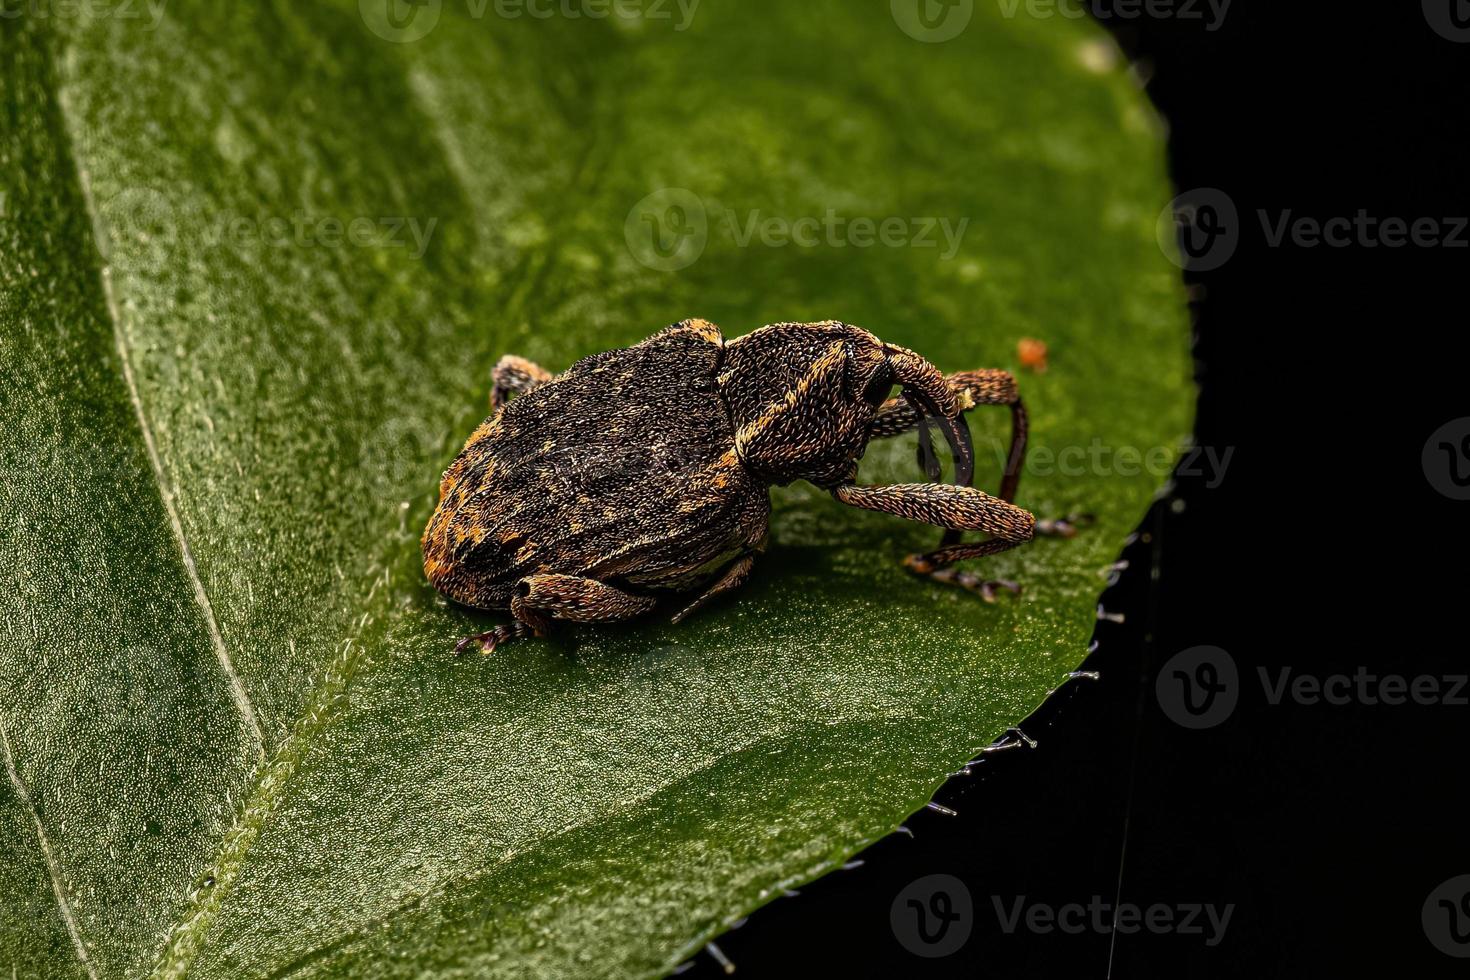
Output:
[888, 346, 975, 489]
[906, 389, 942, 483]
[904, 387, 975, 490]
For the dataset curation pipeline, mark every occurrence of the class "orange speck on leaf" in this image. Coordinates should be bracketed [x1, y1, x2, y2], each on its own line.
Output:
[1017, 337, 1049, 373]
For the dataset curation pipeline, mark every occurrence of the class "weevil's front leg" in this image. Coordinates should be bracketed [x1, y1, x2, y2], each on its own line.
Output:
[833, 482, 1035, 600]
[490, 354, 555, 411]
[456, 573, 658, 655]
[670, 554, 756, 625]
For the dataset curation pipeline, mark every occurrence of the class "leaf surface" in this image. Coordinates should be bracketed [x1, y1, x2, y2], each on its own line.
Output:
[0, 2, 1190, 976]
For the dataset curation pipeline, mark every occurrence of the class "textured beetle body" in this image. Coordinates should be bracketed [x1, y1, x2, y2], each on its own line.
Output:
[424, 318, 1043, 653]
[424, 320, 768, 611]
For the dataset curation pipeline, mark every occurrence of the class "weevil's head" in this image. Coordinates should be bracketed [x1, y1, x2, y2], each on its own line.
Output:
[718, 321, 973, 488]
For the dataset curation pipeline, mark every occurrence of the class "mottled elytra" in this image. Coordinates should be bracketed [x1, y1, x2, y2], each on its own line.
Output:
[423, 319, 1063, 654]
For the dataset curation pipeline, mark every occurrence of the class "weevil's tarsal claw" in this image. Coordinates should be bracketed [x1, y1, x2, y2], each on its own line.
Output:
[1035, 512, 1098, 539]
[453, 622, 537, 656]
[902, 553, 936, 575]
[935, 569, 1021, 603]
[903, 553, 1022, 602]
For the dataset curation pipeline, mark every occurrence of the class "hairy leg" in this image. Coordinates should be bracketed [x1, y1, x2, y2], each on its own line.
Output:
[456, 573, 656, 654]
[490, 354, 555, 411]
[670, 554, 756, 625]
[833, 481, 1036, 599]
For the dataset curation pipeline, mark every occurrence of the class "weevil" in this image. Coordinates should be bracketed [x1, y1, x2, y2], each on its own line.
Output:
[423, 319, 1081, 654]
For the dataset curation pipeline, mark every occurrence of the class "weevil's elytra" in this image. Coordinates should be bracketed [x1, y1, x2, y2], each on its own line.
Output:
[423, 319, 1060, 654]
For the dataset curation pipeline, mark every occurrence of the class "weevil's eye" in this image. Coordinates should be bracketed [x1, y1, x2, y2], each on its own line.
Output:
[860, 362, 895, 407]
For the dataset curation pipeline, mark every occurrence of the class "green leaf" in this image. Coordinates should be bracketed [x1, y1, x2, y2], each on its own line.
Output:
[0, 1, 1189, 977]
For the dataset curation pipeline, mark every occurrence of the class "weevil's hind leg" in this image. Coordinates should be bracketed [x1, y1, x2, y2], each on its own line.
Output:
[671, 554, 756, 625]
[833, 482, 1035, 600]
[490, 354, 555, 411]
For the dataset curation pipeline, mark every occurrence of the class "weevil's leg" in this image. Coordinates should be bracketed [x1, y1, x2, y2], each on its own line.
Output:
[834, 482, 1035, 540]
[1035, 512, 1098, 539]
[490, 354, 555, 411]
[833, 482, 1035, 599]
[455, 621, 539, 656]
[903, 539, 1024, 603]
[670, 554, 756, 625]
[512, 573, 657, 630]
[455, 573, 658, 655]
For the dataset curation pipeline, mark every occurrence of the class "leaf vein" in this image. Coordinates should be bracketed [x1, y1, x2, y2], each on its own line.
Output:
[51, 80, 268, 760]
[0, 717, 100, 980]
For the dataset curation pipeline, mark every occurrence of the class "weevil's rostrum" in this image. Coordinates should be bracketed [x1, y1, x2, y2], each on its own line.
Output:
[423, 319, 1047, 654]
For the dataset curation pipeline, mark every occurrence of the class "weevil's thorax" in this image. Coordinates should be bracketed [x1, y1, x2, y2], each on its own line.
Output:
[717, 321, 892, 488]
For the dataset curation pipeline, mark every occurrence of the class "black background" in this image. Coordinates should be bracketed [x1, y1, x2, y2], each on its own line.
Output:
[685, 4, 1469, 976]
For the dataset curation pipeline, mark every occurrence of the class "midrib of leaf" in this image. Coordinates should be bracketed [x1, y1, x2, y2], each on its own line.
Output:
[1, 8, 426, 977]
[141, 3, 615, 972]
[53, 82, 269, 759]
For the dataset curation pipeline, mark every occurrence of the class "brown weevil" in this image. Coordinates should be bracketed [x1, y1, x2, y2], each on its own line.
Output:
[424, 319, 1072, 654]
